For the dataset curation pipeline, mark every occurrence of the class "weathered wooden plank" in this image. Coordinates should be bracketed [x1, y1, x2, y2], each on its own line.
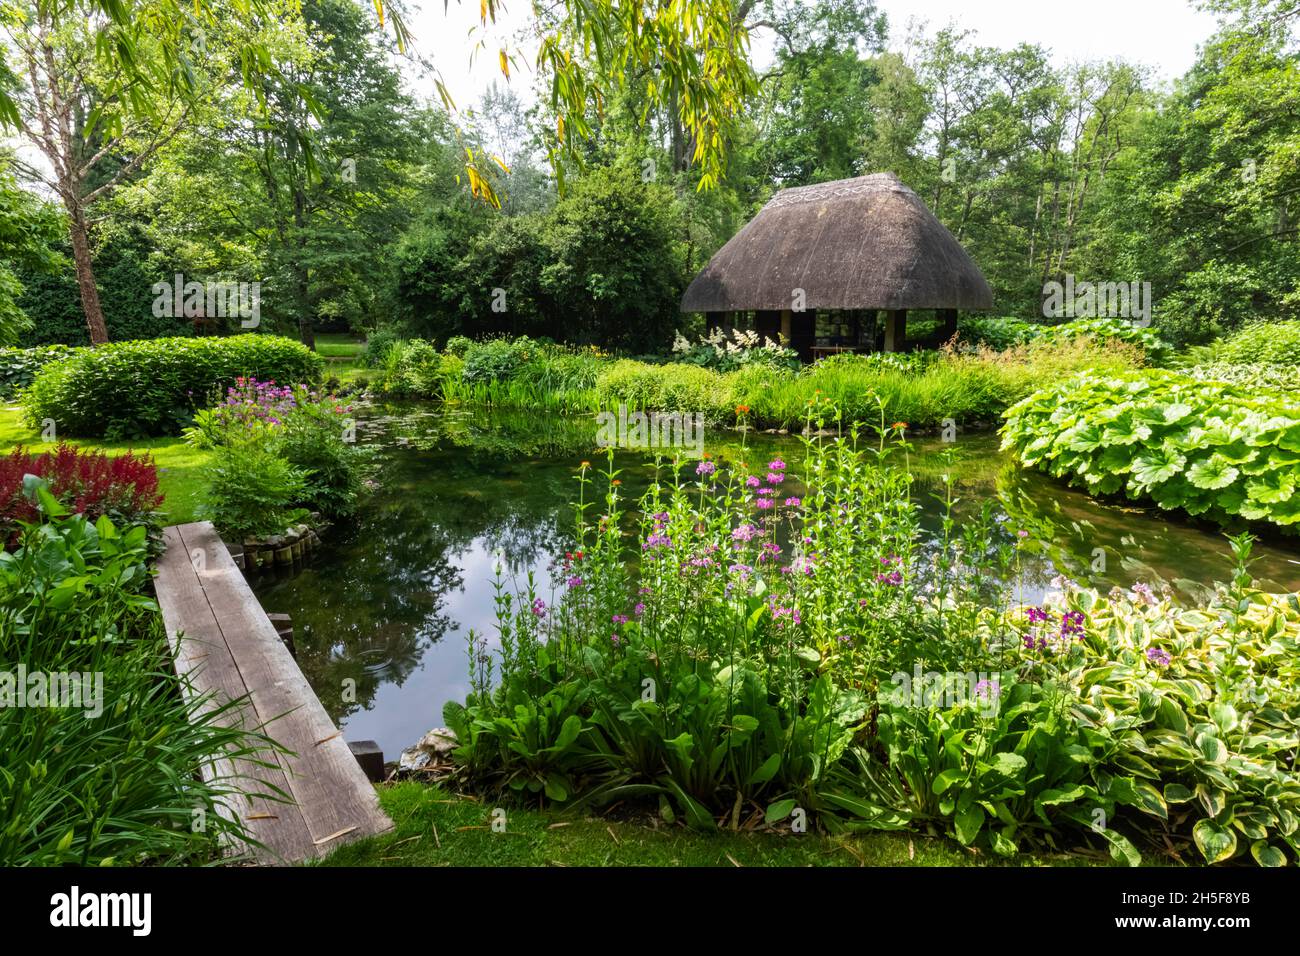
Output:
[174, 523, 391, 853]
[156, 521, 390, 863]
[157, 526, 317, 863]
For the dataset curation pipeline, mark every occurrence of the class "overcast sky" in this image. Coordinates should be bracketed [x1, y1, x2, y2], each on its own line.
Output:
[399, 0, 1223, 113]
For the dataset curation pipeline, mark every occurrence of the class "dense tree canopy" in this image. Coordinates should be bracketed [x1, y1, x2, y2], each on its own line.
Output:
[2, 0, 1298, 350]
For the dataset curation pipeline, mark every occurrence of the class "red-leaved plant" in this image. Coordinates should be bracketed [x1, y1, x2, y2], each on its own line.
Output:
[1, 444, 164, 547]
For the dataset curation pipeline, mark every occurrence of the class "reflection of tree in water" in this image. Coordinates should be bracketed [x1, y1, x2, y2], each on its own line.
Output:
[255, 503, 465, 722]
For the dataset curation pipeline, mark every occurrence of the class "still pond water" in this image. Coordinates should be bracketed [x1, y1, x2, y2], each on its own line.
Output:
[252, 403, 1300, 759]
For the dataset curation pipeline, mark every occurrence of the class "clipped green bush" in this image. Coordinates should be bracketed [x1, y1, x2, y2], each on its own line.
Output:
[21, 335, 323, 438]
[1002, 368, 1300, 530]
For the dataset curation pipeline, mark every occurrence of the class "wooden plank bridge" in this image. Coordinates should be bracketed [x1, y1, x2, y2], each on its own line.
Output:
[155, 521, 391, 864]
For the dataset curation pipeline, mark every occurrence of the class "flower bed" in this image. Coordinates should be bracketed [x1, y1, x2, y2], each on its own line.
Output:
[443, 413, 1300, 865]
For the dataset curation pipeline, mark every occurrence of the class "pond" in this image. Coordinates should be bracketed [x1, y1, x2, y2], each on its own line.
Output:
[252, 402, 1300, 760]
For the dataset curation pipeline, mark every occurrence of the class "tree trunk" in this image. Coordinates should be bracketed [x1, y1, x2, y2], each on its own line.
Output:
[67, 202, 109, 345]
[292, 184, 315, 350]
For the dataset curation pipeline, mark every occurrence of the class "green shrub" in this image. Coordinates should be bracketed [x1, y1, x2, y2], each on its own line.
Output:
[199, 443, 311, 539]
[461, 336, 535, 384]
[596, 359, 734, 421]
[376, 338, 451, 398]
[359, 328, 400, 368]
[272, 392, 369, 517]
[956, 316, 1042, 350]
[21, 334, 324, 438]
[1194, 320, 1300, 367]
[0, 344, 74, 399]
[1041, 317, 1172, 365]
[444, 335, 473, 358]
[1002, 367, 1300, 530]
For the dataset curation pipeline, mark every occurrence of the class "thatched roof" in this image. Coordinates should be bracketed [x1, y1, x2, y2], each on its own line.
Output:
[681, 173, 994, 313]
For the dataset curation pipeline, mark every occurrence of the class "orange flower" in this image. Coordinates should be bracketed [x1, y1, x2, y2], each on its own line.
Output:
[580, 460, 590, 468]
[736, 404, 750, 414]
[612, 479, 622, 486]
[892, 422, 908, 430]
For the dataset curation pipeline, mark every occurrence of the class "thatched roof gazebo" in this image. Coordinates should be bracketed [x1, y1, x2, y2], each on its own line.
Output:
[680, 173, 994, 361]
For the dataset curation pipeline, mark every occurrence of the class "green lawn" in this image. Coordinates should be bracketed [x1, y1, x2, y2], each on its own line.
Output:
[314, 331, 365, 358]
[0, 404, 211, 525]
[319, 782, 1107, 867]
[314, 332, 371, 385]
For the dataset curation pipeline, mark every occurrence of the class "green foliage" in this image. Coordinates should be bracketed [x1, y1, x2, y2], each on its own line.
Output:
[13, 228, 194, 346]
[271, 391, 368, 517]
[392, 166, 686, 352]
[0, 504, 281, 864]
[1184, 362, 1298, 395]
[199, 442, 311, 539]
[1192, 320, 1300, 367]
[1041, 318, 1172, 365]
[0, 345, 74, 399]
[21, 334, 324, 438]
[596, 359, 733, 420]
[0, 162, 64, 345]
[1002, 367, 1300, 530]
[956, 317, 1042, 351]
[359, 328, 401, 368]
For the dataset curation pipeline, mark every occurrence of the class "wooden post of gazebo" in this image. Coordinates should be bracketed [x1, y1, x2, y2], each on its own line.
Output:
[884, 310, 907, 352]
[938, 308, 958, 344]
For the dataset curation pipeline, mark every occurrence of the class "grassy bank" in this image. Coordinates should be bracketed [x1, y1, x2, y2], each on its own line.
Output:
[372, 335, 1145, 431]
[0, 405, 210, 524]
[320, 782, 1101, 867]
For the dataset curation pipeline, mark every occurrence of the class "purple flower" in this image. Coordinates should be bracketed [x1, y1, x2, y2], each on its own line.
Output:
[785, 497, 802, 508]
[611, 614, 629, 625]
[633, 602, 645, 616]
[1060, 610, 1086, 640]
[755, 499, 774, 510]
[696, 460, 716, 476]
[567, 575, 584, 589]
[731, 523, 760, 542]
[876, 570, 903, 586]
[768, 459, 786, 472]
[745, 475, 761, 488]
[766, 472, 784, 484]
[1026, 606, 1051, 624]
[643, 532, 673, 551]
[974, 679, 1000, 700]
[1146, 647, 1172, 667]
[531, 598, 547, 618]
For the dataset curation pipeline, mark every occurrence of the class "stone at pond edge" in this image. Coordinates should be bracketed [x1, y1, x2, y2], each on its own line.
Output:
[398, 727, 458, 773]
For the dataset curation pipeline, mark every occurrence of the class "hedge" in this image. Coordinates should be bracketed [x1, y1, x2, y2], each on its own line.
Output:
[22, 335, 324, 438]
